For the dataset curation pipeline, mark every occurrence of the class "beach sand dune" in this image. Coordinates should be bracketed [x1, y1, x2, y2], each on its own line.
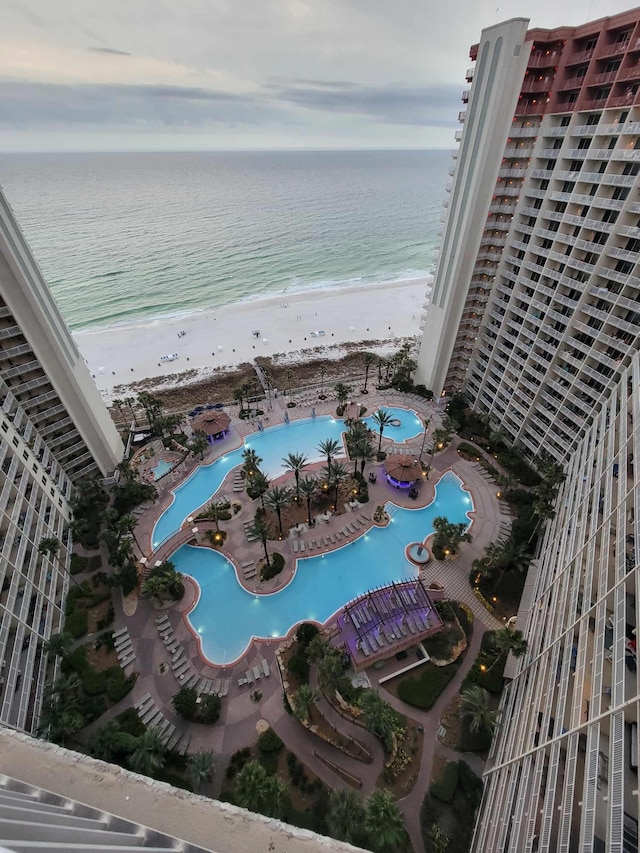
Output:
[74, 277, 430, 403]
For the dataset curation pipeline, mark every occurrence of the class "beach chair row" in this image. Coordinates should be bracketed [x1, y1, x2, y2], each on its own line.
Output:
[295, 516, 369, 553]
[243, 520, 259, 542]
[238, 658, 270, 687]
[113, 627, 136, 668]
[357, 612, 430, 657]
[241, 559, 256, 580]
[155, 614, 229, 696]
[135, 692, 183, 751]
[233, 472, 244, 493]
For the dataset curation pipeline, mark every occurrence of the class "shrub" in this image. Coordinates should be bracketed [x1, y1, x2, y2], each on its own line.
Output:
[70, 554, 89, 575]
[225, 747, 252, 780]
[287, 651, 310, 683]
[458, 716, 492, 753]
[114, 562, 138, 596]
[200, 692, 222, 724]
[105, 670, 134, 703]
[82, 668, 109, 696]
[422, 627, 464, 661]
[172, 687, 198, 721]
[296, 623, 320, 647]
[414, 384, 433, 400]
[496, 451, 541, 487]
[261, 552, 285, 581]
[452, 602, 473, 642]
[457, 760, 483, 804]
[397, 663, 459, 710]
[258, 727, 284, 754]
[430, 761, 459, 803]
[62, 644, 90, 676]
[97, 603, 115, 631]
[432, 543, 445, 561]
[115, 707, 146, 737]
[65, 609, 88, 639]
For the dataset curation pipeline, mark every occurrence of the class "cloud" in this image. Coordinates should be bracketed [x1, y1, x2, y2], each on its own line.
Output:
[88, 47, 131, 56]
[0, 80, 276, 128]
[267, 79, 461, 126]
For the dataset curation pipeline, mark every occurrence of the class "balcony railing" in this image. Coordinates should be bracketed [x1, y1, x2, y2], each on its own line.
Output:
[591, 70, 619, 86]
[461, 89, 470, 102]
[528, 51, 563, 68]
[465, 67, 474, 81]
[616, 65, 640, 82]
[508, 126, 540, 137]
[567, 47, 595, 65]
[522, 76, 554, 92]
[515, 100, 546, 115]
[458, 111, 467, 122]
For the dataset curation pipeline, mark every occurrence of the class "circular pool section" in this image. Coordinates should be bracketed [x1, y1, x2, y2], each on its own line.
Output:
[406, 542, 430, 565]
[173, 471, 473, 665]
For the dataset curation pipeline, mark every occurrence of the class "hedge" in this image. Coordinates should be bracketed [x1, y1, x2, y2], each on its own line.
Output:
[115, 707, 146, 737]
[261, 552, 285, 582]
[65, 609, 88, 639]
[396, 662, 459, 710]
[457, 442, 483, 458]
[430, 761, 459, 803]
[257, 727, 284, 755]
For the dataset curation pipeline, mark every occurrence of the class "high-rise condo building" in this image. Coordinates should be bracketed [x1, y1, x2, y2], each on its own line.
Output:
[0, 184, 123, 731]
[473, 347, 639, 852]
[416, 9, 640, 463]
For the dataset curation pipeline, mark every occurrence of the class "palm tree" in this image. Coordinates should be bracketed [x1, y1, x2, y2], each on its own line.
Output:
[529, 497, 556, 543]
[333, 382, 352, 412]
[128, 728, 167, 776]
[190, 430, 209, 460]
[204, 500, 227, 532]
[38, 537, 60, 559]
[358, 690, 397, 751]
[317, 437, 340, 470]
[250, 470, 270, 511]
[43, 632, 74, 661]
[292, 684, 320, 724]
[187, 748, 215, 791]
[318, 363, 328, 399]
[318, 648, 346, 694]
[233, 385, 246, 413]
[372, 408, 394, 454]
[489, 627, 528, 670]
[429, 824, 451, 853]
[116, 458, 136, 481]
[234, 760, 287, 819]
[305, 632, 330, 663]
[460, 685, 500, 735]
[118, 514, 142, 553]
[282, 452, 308, 501]
[361, 352, 377, 394]
[247, 516, 272, 567]
[325, 460, 348, 511]
[298, 476, 317, 525]
[264, 485, 292, 539]
[241, 448, 263, 479]
[327, 788, 366, 845]
[140, 574, 169, 605]
[357, 440, 376, 477]
[124, 396, 138, 426]
[364, 789, 406, 853]
[285, 367, 294, 400]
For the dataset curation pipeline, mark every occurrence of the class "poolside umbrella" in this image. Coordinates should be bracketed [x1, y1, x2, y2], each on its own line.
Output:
[190, 410, 231, 438]
[384, 455, 422, 486]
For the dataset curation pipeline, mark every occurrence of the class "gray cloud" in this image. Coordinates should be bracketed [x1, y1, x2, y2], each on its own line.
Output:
[0, 81, 276, 128]
[268, 80, 461, 126]
[0, 78, 458, 132]
[88, 47, 131, 56]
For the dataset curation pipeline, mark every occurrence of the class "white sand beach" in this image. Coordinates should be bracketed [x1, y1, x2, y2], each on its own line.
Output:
[73, 277, 430, 402]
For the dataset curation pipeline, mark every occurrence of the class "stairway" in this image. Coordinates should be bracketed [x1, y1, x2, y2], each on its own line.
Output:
[0, 774, 208, 852]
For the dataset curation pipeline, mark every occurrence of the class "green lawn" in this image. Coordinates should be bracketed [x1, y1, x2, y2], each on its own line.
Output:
[396, 662, 460, 710]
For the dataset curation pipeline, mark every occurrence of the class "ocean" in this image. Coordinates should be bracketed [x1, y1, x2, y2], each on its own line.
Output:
[0, 149, 447, 332]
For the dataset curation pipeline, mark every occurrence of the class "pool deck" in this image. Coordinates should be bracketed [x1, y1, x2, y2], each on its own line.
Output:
[89, 389, 512, 850]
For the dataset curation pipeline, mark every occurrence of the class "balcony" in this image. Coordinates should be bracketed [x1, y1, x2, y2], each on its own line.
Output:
[528, 51, 563, 68]
[508, 126, 540, 138]
[558, 75, 587, 91]
[515, 100, 546, 116]
[591, 70, 619, 86]
[607, 245, 640, 263]
[503, 146, 533, 158]
[522, 76, 554, 92]
[544, 126, 568, 137]
[498, 168, 527, 178]
[616, 66, 640, 82]
[458, 111, 467, 123]
[454, 130, 462, 142]
[466, 67, 474, 81]
[567, 47, 595, 65]
[608, 95, 640, 108]
[580, 99, 612, 111]
[598, 38, 632, 59]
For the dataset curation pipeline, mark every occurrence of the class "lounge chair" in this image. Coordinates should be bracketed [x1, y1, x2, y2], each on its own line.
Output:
[219, 679, 230, 697]
[253, 665, 261, 680]
[246, 670, 254, 684]
[292, 541, 299, 553]
[261, 659, 270, 677]
[299, 541, 305, 553]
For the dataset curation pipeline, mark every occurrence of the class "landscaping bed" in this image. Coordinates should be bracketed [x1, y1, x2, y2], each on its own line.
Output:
[377, 720, 424, 799]
[420, 758, 483, 853]
[392, 661, 461, 710]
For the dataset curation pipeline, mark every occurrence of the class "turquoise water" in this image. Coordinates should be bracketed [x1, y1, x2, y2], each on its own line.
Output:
[151, 459, 174, 480]
[363, 407, 422, 442]
[152, 408, 424, 548]
[1, 151, 447, 331]
[174, 471, 472, 664]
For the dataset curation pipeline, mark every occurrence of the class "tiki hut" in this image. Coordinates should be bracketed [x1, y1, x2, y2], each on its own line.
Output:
[190, 410, 231, 441]
[384, 454, 423, 488]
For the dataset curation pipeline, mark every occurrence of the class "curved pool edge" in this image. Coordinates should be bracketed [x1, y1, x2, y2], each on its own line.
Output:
[173, 466, 475, 668]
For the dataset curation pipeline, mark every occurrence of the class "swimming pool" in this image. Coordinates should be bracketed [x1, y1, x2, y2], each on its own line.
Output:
[151, 459, 174, 480]
[174, 470, 473, 665]
[152, 407, 424, 548]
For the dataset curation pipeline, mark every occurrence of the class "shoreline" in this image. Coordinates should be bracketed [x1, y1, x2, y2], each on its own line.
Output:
[74, 276, 430, 403]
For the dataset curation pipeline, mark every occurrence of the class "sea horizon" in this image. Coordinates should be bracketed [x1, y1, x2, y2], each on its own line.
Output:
[0, 148, 447, 334]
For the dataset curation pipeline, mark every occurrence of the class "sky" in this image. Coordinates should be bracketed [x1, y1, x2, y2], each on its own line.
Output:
[0, 0, 636, 151]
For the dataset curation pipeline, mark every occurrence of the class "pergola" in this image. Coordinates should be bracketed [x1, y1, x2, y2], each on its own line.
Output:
[337, 578, 442, 670]
[384, 454, 423, 488]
